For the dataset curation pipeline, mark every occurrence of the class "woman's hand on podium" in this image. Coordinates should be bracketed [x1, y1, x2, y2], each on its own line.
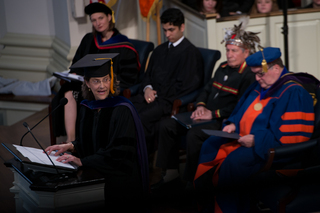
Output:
[45, 143, 70, 156]
[45, 143, 82, 167]
[57, 153, 82, 167]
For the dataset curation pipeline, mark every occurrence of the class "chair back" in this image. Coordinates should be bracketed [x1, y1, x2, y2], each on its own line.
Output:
[129, 39, 154, 83]
[311, 86, 320, 139]
[197, 47, 221, 85]
[181, 47, 221, 111]
[256, 86, 320, 213]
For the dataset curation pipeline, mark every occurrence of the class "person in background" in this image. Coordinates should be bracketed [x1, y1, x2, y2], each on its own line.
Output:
[51, 1, 140, 143]
[197, 0, 223, 18]
[194, 47, 319, 212]
[129, 8, 204, 154]
[249, 0, 279, 15]
[45, 54, 149, 212]
[153, 21, 260, 191]
[304, 0, 320, 8]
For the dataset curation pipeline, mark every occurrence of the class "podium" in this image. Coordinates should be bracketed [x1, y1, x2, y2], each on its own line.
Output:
[4, 154, 106, 212]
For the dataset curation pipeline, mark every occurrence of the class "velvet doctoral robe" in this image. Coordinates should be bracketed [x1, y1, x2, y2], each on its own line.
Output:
[73, 96, 149, 209]
[194, 70, 319, 213]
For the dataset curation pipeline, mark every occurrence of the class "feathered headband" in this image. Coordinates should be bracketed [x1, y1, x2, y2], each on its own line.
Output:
[221, 16, 261, 54]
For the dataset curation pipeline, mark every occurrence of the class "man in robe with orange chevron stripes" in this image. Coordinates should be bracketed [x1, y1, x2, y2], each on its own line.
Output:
[194, 47, 320, 212]
[153, 22, 259, 191]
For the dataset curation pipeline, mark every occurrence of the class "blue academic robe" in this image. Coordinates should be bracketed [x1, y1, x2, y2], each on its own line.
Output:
[194, 70, 319, 212]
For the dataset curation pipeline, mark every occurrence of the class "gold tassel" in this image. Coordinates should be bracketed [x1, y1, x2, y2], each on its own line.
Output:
[260, 48, 268, 73]
[111, 10, 115, 23]
[100, 1, 115, 23]
[110, 59, 114, 94]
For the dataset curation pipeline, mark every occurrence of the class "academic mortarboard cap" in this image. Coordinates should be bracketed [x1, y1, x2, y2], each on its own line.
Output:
[69, 53, 119, 94]
[246, 47, 281, 68]
[85, 1, 115, 23]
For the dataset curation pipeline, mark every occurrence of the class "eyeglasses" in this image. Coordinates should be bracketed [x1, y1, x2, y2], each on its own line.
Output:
[255, 71, 266, 78]
[90, 77, 110, 85]
[254, 65, 274, 78]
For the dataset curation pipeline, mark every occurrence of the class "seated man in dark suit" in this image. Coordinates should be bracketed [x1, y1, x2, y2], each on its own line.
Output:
[130, 8, 204, 153]
[153, 23, 260, 188]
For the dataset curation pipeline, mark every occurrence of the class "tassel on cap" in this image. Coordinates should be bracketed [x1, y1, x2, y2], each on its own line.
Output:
[69, 53, 119, 95]
[111, 10, 115, 23]
[260, 48, 268, 73]
[110, 59, 115, 94]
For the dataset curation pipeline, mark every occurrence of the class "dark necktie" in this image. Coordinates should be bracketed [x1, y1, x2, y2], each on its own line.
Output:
[169, 43, 174, 50]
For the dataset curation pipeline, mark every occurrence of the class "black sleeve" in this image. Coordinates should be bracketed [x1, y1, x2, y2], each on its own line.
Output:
[80, 106, 138, 176]
[196, 77, 215, 106]
[69, 33, 93, 76]
[139, 51, 154, 94]
[214, 70, 255, 119]
[173, 47, 204, 101]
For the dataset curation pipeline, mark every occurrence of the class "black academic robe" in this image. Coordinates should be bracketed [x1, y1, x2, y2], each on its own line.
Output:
[75, 105, 139, 178]
[130, 38, 203, 145]
[73, 97, 148, 211]
[70, 29, 139, 88]
[139, 37, 203, 109]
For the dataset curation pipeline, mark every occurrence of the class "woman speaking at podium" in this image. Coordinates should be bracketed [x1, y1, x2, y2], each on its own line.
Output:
[45, 53, 148, 212]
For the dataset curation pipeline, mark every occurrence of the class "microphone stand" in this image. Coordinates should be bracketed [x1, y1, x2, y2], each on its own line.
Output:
[23, 122, 69, 181]
[23, 122, 61, 175]
[20, 97, 68, 146]
[19, 98, 70, 181]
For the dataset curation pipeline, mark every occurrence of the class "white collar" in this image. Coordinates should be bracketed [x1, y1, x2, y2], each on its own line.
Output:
[169, 36, 184, 48]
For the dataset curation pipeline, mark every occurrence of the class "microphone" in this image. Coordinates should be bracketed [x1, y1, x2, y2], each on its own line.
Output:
[23, 122, 61, 175]
[20, 97, 68, 146]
